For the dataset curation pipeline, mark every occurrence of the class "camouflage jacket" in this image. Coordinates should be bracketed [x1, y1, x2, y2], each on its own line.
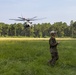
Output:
[49, 37, 58, 53]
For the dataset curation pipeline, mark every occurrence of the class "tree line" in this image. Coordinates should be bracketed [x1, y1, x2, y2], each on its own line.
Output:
[0, 20, 76, 38]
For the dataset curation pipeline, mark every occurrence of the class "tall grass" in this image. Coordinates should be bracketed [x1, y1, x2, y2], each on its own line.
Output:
[0, 40, 76, 75]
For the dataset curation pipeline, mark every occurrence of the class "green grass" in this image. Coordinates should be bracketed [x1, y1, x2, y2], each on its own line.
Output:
[0, 40, 76, 75]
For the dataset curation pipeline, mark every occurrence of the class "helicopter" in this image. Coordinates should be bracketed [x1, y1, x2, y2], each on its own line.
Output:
[9, 16, 46, 28]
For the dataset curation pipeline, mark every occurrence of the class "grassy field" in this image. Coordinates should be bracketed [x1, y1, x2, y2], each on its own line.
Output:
[0, 40, 76, 75]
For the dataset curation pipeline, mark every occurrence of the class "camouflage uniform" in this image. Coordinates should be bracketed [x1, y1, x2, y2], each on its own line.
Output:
[49, 37, 59, 66]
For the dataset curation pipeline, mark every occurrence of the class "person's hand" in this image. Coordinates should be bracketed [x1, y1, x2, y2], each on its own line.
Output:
[57, 41, 60, 44]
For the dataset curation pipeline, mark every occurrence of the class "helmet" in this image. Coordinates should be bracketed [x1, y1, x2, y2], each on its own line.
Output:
[50, 31, 57, 34]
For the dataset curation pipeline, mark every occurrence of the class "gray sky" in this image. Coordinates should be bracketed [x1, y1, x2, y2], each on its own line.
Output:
[0, 0, 76, 25]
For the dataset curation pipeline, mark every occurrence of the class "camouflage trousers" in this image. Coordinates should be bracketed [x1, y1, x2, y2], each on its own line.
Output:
[49, 52, 59, 66]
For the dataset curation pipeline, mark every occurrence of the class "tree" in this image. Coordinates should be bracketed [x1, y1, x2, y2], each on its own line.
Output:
[9, 24, 17, 36]
[0, 21, 75, 38]
[70, 20, 74, 37]
[72, 21, 76, 37]
[1, 24, 9, 36]
[16, 23, 23, 36]
[34, 23, 41, 37]
[0, 23, 3, 36]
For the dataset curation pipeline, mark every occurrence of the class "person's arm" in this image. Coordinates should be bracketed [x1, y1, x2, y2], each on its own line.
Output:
[51, 42, 58, 47]
[49, 38, 58, 47]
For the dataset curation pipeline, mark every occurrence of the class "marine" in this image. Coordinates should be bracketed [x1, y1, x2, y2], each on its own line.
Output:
[48, 31, 59, 66]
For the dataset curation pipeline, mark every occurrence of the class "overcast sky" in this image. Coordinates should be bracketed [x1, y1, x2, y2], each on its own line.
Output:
[0, 0, 76, 25]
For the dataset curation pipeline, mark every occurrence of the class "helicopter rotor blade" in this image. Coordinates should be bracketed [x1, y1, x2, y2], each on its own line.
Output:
[29, 17, 46, 21]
